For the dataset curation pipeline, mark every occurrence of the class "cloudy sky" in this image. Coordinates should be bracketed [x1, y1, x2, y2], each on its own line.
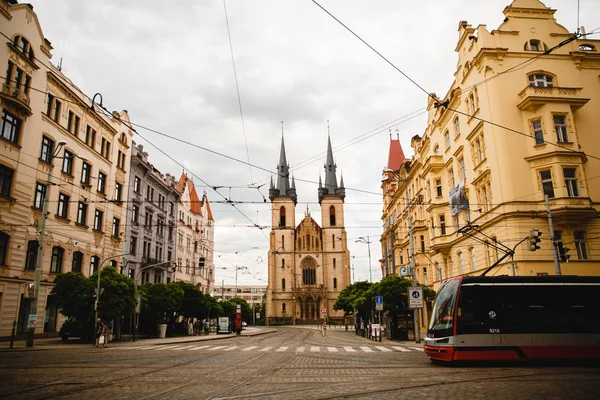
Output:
[29, 0, 599, 286]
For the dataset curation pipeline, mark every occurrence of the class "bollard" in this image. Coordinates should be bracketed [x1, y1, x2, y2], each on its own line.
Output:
[10, 320, 16, 349]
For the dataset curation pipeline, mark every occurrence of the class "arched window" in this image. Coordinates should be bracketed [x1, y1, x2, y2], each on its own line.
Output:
[279, 206, 286, 227]
[434, 144, 440, 156]
[524, 39, 547, 52]
[72, 251, 83, 273]
[301, 257, 317, 285]
[90, 255, 100, 275]
[457, 251, 464, 274]
[333, 258, 336, 269]
[469, 247, 476, 271]
[434, 262, 441, 281]
[12, 35, 34, 60]
[444, 130, 450, 149]
[0, 232, 9, 266]
[50, 246, 64, 273]
[329, 205, 336, 226]
[529, 73, 554, 88]
[281, 278, 286, 290]
[281, 235, 285, 249]
[454, 116, 461, 137]
[282, 303, 286, 313]
[281, 258, 285, 269]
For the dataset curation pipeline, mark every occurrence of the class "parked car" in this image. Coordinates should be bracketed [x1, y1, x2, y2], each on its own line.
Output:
[242, 321, 247, 330]
[59, 317, 94, 341]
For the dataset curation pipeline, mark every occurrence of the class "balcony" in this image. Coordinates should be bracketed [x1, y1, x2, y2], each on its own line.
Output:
[0, 84, 31, 115]
[420, 155, 445, 176]
[517, 86, 589, 112]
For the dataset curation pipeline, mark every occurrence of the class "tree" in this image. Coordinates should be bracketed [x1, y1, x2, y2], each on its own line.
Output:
[333, 280, 373, 318]
[228, 297, 251, 322]
[51, 272, 94, 320]
[91, 266, 136, 339]
[172, 281, 203, 318]
[143, 282, 184, 324]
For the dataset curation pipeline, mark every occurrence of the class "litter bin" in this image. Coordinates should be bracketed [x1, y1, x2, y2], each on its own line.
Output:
[158, 323, 167, 338]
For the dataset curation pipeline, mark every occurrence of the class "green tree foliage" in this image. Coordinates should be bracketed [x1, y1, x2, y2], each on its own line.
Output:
[143, 282, 184, 323]
[91, 266, 136, 321]
[219, 300, 237, 318]
[51, 272, 94, 320]
[333, 280, 374, 318]
[172, 281, 203, 318]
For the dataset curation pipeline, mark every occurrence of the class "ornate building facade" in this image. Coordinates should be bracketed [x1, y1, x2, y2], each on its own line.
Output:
[0, 1, 133, 336]
[266, 136, 351, 325]
[381, 0, 600, 330]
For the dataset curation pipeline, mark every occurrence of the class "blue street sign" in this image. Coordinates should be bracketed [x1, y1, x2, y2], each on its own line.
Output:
[375, 296, 383, 304]
[412, 291, 420, 299]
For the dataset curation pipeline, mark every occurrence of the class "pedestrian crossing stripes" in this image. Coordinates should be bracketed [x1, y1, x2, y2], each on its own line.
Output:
[110, 344, 423, 354]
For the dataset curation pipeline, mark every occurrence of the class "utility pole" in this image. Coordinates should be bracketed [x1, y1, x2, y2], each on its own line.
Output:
[407, 192, 421, 344]
[355, 237, 372, 282]
[27, 141, 66, 347]
[545, 195, 561, 275]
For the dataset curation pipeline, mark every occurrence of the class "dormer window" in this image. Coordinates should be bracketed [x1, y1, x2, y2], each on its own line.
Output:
[524, 39, 547, 52]
[12, 35, 34, 61]
[528, 74, 554, 88]
[579, 44, 595, 51]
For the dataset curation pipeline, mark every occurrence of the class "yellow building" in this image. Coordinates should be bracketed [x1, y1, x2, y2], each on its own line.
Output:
[0, 1, 133, 337]
[266, 136, 351, 325]
[381, 0, 600, 327]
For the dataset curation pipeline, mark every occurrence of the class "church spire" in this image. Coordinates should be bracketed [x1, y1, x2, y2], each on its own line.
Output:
[318, 133, 345, 203]
[269, 133, 297, 204]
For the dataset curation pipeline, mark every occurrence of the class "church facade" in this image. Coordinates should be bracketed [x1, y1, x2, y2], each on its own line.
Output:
[266, 136, 351, 325]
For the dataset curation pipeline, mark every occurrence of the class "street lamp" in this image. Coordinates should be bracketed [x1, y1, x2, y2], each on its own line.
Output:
[355, 236, 372, 283]
[26, 141, 66, 347]
[132, 260, 176, 341]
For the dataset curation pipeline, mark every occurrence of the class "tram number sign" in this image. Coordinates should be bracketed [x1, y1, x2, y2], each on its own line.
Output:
[408, 286, 423, 309]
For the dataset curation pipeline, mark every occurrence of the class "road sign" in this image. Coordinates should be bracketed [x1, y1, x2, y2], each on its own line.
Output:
[375, 295, 383, 311]
[321, 307, 327, 315]
[236, 304, 242, 314]
[408, 286, 423, 308]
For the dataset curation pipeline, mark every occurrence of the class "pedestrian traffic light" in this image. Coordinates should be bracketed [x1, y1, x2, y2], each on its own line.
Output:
[528, 229, 542, 251]
[557, 241, 570, 262]
[199, 257, 205, 268]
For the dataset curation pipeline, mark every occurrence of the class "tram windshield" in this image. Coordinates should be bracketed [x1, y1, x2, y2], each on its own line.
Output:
[428, 278, 459, 337]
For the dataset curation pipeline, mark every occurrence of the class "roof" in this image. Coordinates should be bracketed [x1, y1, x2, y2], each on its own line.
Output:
[177, 173, 202, 215]
[387, 137, 405, 171]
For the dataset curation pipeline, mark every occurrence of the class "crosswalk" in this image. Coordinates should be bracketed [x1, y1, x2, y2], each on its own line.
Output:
[109, 344, 424, 354]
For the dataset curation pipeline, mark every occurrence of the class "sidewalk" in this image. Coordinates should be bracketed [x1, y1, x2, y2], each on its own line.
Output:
[0, 326, 278, 351]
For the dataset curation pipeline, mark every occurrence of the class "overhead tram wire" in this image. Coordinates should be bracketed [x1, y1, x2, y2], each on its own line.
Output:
[309, 3, 600, 163]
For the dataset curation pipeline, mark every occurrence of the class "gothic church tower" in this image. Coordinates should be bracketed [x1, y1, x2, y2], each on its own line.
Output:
[266, 135, 350, 325]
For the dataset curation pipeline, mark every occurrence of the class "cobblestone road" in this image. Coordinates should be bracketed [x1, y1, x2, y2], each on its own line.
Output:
[1, 327, 597, 399]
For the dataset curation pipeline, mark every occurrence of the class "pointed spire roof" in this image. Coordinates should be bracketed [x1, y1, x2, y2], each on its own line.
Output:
[269, 133, 297, 204]
[323, 134, 338, 192]
[177, 173, 203, 215]
[387, 132, 405, 171]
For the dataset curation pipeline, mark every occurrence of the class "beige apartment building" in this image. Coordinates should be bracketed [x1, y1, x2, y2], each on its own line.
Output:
[381, 0, 600, 331]
[176, 173, 215, 294]
[0, 1, 133, 337]
[214, 284, 266, 309]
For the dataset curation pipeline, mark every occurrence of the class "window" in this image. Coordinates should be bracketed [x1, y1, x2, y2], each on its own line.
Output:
[97, 172, 106, 194]
[473, 136, 484, 164]
[457, 252, 464, 274]
[117, 150, 126, 170]
[454, 116, 460, 137]
[112, 217, 120, 238]
[0, 164, 14, 197]
[540, 170, 555, 199]
[279, 206, 286, 227]
[1, 110, 21, 144]
[25, 240, 38, 270]
[444, 130, 450, 149]
[434, 144, 440, 156]
[553, 115, 569, 142]
[134, 176, 141, 193]
[46, 94, 61, 123]
[60, 150, 74, 175]
[85, 125, 96, 149]
[114, 182, 123, 202]
[67, 111, 80, 136]
[282, 303, 287, 313]
[448, 168, 455, 188]
[81, 162, 91, 185]
[563, 168, 579, 197]
[13, 35, 33, 59]
[420, 235, 425, 253]
[77, 202, 88, 225]
[100, 137, 111, 160]
[303, 267, 316, 285]
[528, 74, 553, 88]
[532, 120, 544, 145]
[94, 209, 104, 231]
[458, 157, 466, 181]
[435, 179, 443, 197]
[57, 193, 69, 218]
[469, 93, 476, 113]
[579, 44, 596, 51]
[0, 232, 8, 265]
[33, 182, 46, 209]
[40, 136, 54, 163]
[439, 214, 446, 235]
[574, 231, 588, 260]
[470, 247, 476, 271]
[50, 246, 64, 273]
[329, 205, 336, 226]
[333, 277, 337, 289]
[72, 251, 83, 273]
[130, 236, 137, 256]
[282, 278, 286, 290]
[90, 255, 100, 275]
[525, 39, 546, 52]
[132, 205, 139, 224]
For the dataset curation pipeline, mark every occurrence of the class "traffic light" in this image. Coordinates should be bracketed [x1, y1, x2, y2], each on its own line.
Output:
[557, 241, 570, 262]
[528, 229, 542, 251]
[199, 257, 205, 268]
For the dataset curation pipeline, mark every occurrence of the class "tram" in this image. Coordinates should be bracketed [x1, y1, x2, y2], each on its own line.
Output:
[424, 275, 600, 363]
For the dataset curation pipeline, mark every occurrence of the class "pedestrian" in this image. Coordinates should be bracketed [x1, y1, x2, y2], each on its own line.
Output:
[95, 318, 104, 347]
[322, 320, 327, 337]
[102, 320, 109, 348]
[187, 319, 193, 336]
[204, 320, 210, 335]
